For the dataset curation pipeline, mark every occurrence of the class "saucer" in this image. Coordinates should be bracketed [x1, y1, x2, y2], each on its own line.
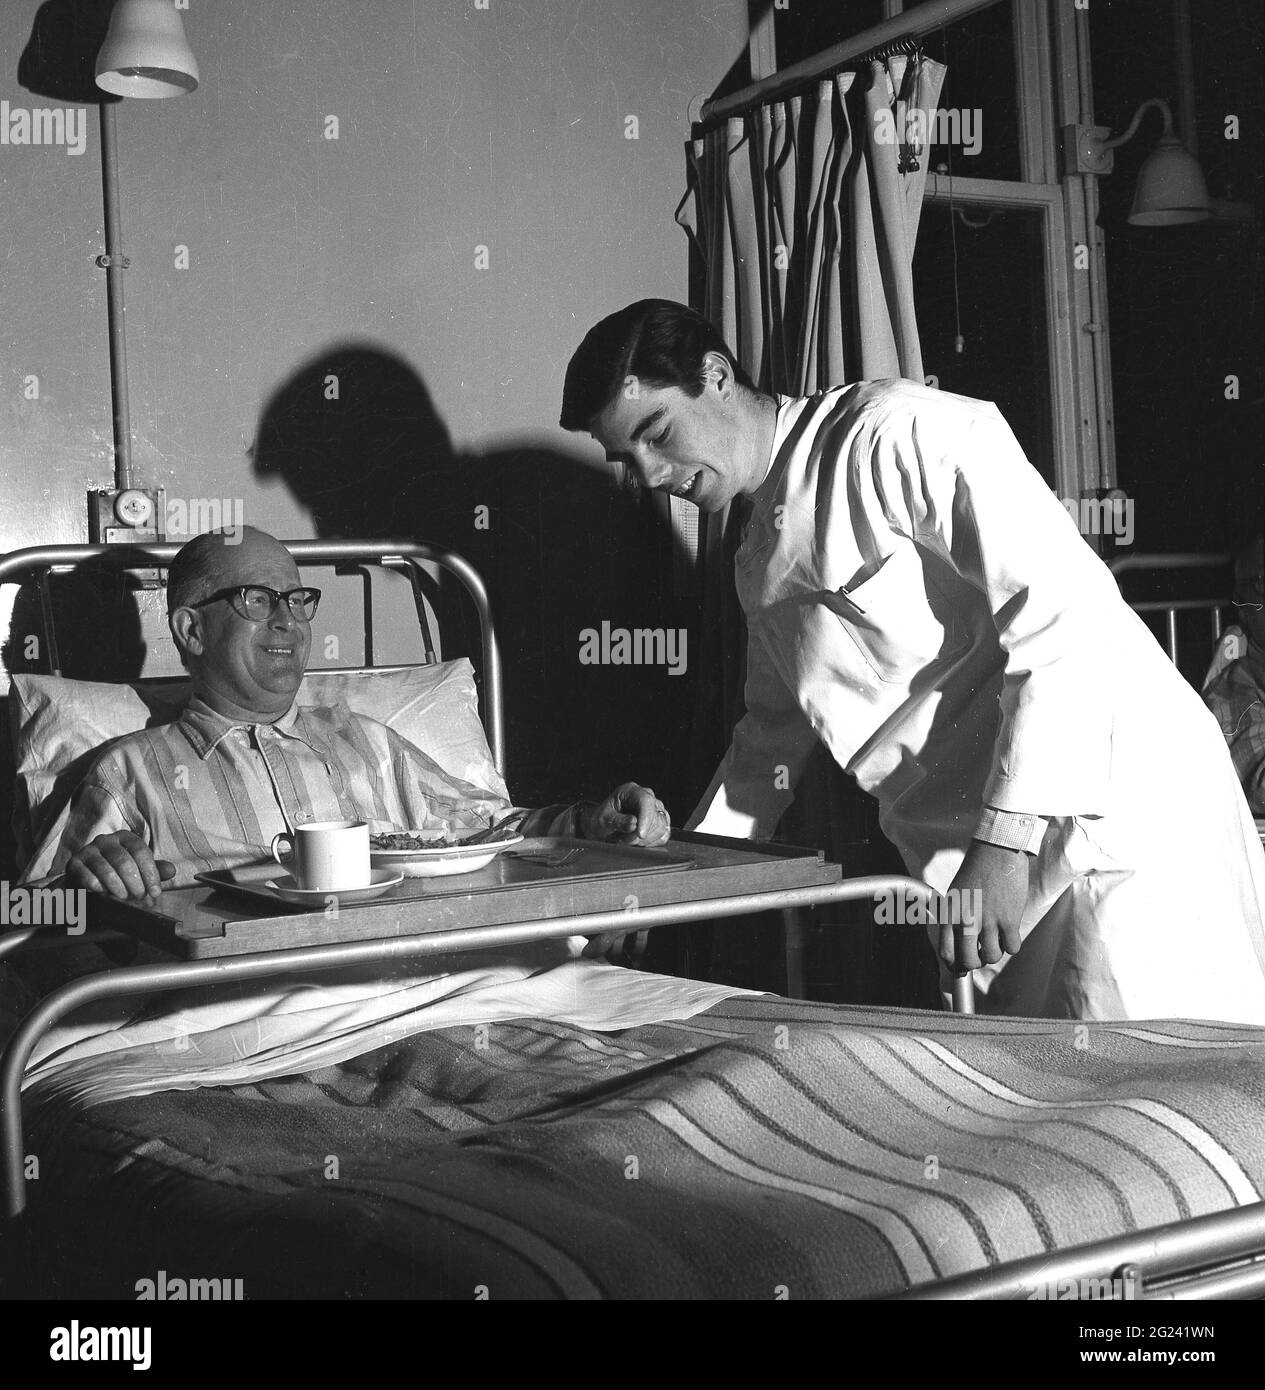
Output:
[264, 868, 404, 904]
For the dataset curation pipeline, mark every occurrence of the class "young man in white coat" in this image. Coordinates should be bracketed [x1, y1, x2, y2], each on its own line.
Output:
[561, 299, 1265, 1023]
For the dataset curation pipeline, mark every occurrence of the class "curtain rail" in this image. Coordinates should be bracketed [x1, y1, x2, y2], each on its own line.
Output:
[698, 0, 1003, 128]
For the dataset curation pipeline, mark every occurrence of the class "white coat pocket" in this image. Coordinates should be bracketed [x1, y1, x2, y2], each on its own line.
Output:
[822, 546, 963, 683]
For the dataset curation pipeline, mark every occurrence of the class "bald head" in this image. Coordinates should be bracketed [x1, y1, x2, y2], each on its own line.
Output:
[167, 526, 311, 721]
[167, 526, 298, 614]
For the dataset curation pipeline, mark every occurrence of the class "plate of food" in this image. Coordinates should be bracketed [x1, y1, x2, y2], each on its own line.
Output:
[369, 828, 525, 877]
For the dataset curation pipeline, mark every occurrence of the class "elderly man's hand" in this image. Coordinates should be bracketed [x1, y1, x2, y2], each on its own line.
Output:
[938, 839, 1029, 972]
[580, 783, 671, 846]
[65, 831, 176, 903]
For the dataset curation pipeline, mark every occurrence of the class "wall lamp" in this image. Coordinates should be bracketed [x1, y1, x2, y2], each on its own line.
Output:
[90, 0, 199, 544]
[1063, 98, 1210, 226]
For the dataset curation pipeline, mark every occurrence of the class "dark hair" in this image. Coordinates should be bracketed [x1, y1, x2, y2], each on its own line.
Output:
[559, 299, 757, 432]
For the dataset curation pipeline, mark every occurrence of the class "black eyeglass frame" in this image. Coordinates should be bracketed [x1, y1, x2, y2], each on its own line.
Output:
[184, 585, 323, 621]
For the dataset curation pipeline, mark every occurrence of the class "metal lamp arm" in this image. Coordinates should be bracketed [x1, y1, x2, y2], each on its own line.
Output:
[1098, 97, 1176, 152]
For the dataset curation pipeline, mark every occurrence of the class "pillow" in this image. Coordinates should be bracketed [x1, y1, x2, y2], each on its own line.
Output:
[297, 664, 506, 800]
[9, 676, 190, 871]
[9, 661, 505, 874]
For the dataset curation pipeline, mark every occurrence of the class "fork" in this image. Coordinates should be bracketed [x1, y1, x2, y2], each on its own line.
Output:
[462, 813, 523, 845]
[505, 847, 582, 869]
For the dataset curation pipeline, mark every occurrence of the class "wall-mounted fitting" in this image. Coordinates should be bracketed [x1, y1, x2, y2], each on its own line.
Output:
[88, 488, 167, 587]
[1063, 102, 1210, 225]
[1062, 124, 1115, 176]
[89, 487, 166, 544]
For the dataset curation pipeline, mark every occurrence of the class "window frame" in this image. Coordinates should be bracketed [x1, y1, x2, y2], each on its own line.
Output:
[753, 0, 1116, 505]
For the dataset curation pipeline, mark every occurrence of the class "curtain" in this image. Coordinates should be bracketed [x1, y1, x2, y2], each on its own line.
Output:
[673, 55, 947, 1002]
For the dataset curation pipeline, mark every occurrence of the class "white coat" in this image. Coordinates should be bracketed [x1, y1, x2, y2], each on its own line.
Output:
[689, 381, 1265, 1023]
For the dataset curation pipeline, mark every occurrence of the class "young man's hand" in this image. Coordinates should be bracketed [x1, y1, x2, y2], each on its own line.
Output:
[939, 839, 1030, 972]
[580, 783, 671, 846]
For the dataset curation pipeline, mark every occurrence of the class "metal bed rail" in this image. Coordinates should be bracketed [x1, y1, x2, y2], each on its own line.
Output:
[895, 1199, 1265, 1301]
[1108, 552, 1233, 668]
[0, 539, 505, 775]
[5, 869, 1260, 1298]
[891, 548, 1265, 1301]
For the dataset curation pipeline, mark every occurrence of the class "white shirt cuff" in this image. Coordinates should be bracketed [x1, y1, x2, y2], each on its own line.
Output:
[973, 806, 1049, 854]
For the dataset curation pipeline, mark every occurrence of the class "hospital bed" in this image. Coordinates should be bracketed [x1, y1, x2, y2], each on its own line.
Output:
[2, 539, 1265, 1301]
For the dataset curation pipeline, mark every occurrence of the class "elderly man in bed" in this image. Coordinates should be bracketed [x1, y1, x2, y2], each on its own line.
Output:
[561, 299, 1265, 1023]
[28, 526, 670, 907]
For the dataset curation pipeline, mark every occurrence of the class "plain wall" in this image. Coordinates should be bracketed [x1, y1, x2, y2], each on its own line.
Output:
[0, 0, 747, 804]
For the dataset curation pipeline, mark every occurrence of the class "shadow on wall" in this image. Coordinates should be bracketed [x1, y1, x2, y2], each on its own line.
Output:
[249, 342, 696, 813]
[17, 0, 119, 104]
[1, 552, 147, 682]
[0, 556, 149, 881]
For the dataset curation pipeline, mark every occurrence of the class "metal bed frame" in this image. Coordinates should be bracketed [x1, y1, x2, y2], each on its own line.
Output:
[3, 541, 1264, 1300]
[1108, 551, 1234, 668]
[0, 539, 507, 774]
[921, 551, 1265, 1299]
[0, 540, 961, 1208]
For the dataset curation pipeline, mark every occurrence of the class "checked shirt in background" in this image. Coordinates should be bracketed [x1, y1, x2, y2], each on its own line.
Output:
[1204, 629, 1265, 816]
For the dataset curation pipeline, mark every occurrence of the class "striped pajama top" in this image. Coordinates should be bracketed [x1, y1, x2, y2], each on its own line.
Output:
[24, 697, 579, 887]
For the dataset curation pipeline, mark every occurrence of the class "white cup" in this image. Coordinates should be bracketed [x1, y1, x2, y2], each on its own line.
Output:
[271, 819, 371, 891]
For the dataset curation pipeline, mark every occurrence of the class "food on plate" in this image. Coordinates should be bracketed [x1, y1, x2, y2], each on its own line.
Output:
[370, 829, 514, 852]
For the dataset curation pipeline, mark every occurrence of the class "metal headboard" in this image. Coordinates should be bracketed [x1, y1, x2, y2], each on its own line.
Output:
[0, 539, 505, 775]
[1108, 552, 1233, 669]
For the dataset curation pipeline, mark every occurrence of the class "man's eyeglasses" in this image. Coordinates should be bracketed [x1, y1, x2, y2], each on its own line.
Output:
[187, 585, 322, 622]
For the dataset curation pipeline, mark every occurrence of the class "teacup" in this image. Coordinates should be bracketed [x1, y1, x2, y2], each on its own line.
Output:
[271, 819, 371, 891]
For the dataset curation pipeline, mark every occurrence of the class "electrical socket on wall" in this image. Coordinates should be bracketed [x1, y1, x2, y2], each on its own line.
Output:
[87, 488, 167, 587]
[87, 488, 166, 544]
[1061, 124, 1114, 177]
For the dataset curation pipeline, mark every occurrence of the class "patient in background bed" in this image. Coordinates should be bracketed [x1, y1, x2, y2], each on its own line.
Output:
[1204, 537, 1265, 814]
[23, 527, 671, 917]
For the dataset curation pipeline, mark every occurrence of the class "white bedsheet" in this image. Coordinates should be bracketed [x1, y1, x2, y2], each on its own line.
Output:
[22, 938, 759, 1107]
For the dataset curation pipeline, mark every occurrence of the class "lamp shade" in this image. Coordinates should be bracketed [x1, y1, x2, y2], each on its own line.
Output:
[1129, 135, 1210, 225]
[95, 0, 199, 98]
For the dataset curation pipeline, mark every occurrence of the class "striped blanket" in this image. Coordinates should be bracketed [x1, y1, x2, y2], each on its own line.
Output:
[15, 996, 1265, 1299]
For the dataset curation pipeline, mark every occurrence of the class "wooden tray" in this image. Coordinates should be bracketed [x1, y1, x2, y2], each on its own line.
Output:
[92, 834, 841, 959]
[194, 837, 695, 912]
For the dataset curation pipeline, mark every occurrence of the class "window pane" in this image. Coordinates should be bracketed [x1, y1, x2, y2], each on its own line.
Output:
[920, 1, 1021, 183]
[913, 200, 1055, 484]
[774, 0, 1022, 182]
[774, 2, 890, 69]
